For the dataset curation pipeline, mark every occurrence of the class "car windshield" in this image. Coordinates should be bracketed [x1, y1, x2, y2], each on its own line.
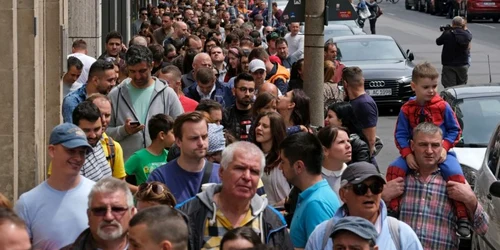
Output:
[455, 96, 500, 147]
[337, 40, 405, 61]
[324, 29, 354, 39]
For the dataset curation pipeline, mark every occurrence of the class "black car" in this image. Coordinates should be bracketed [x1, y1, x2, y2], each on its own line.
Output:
[332, 35, 416, 108]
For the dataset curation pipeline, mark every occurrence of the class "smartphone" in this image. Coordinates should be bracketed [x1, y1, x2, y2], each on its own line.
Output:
[130, 121, 140, 126]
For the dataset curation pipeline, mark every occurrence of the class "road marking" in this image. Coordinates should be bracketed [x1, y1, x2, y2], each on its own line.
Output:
[475, 23, 496, 29]
[386, 13, 396, 16]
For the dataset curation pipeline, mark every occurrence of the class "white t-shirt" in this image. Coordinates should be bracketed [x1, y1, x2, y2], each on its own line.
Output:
[67, 52, 97, 86]
[15, 177, 95, 249]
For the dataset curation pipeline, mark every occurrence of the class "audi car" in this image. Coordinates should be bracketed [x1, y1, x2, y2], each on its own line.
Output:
[332, 35, 416, 108]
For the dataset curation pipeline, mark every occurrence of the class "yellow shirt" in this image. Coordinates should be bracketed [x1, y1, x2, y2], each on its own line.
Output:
[48, 133, 126, 179]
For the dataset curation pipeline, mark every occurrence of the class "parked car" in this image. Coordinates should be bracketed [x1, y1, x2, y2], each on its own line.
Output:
[332, 35, 415, 108]
[406, 0, 446, 15]
[323, 24, 356, 41]
[472, 121, 500, 249]
[300, 20, 365, 35]
[465, 0, 500, 22]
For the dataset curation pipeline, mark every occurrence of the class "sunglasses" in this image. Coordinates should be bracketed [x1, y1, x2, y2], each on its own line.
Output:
[349, 181, 384, 196]
[90, 206, 129, 216]
[138, 182, 165, 194]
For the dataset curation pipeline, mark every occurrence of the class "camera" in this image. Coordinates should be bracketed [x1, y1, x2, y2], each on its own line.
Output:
[439, 24, 453, 31]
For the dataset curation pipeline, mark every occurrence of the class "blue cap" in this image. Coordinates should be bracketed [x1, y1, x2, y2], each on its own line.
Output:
[49, 123, 91, 150]
[330, 216, 378, 242]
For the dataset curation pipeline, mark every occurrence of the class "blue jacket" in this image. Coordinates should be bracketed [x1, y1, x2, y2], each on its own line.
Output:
[305, 201, 423, 250]
[62, 84, 88, 123]
[183, 80, 234, 109]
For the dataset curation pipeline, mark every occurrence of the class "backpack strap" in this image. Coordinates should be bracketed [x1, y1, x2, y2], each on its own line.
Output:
[105, 137, 116, 173]
[321, 219, 336, 249]
[198, 160, 214, 192]
[387, 217, 401, 250]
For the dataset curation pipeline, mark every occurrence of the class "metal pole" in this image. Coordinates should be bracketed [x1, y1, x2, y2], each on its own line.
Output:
[126, 0, 131, 43]
[303, 0, 325, 126]
[268, 0, 273, 26]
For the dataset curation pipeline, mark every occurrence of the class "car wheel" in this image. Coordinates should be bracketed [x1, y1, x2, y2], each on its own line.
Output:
[466, 12, 473, 22]
[405, 0, 412, 9]
[493, 17, 499, 22]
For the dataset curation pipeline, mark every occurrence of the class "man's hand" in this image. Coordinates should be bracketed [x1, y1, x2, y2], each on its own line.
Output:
[405, 153, 419, 170]
[124, 118, 145, 135]
[439, 148, 447, 163]
[447, 180, 478, 213]
[382, 177, 405, 203]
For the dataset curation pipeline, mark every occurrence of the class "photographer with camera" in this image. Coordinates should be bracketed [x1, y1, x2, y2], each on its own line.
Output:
[436, 16, 472, 88]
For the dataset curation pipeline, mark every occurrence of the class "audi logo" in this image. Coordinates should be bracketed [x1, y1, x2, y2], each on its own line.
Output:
[369, 81, 386, 88]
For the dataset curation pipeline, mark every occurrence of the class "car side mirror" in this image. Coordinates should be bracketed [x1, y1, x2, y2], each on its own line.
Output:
[406, 49, 415, 61]
[490, 181, 500, 197]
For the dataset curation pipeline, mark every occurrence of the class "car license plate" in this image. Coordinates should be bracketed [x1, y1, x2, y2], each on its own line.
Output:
[367, 88, 392, 96]
[483, 2, 496, 6]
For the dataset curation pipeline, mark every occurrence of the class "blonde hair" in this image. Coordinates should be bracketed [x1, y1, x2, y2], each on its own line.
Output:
[0, 193, 12, 210]
[135, 182, 177, 207]
[324, 60, 336, 83]
[412, 62, 439, 83]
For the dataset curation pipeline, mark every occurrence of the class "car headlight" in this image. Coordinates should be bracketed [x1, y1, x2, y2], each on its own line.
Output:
[396, 76, 412, 84]
[460, 164, 477, 188]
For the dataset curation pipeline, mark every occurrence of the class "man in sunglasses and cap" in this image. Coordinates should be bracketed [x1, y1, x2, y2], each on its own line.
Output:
[15, 123, 95, 249]
[305, 161, 423, 250]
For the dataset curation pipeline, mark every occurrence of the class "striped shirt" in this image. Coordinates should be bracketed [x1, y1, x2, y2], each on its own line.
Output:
[80, 142, 112, 182]
[400, 170, 488, 250]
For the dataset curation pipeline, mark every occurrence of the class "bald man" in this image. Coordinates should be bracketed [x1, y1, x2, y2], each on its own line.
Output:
[163, 21, 188, 50]
[181, 53, 213, 89]
[258, 81, 282, 97]
[128, 35, 148, 47]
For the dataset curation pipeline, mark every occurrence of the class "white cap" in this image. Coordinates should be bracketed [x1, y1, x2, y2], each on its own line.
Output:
[249, 59, 266, 73]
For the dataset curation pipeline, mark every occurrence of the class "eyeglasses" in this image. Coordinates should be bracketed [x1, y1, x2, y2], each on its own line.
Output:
[237, 87, 255, 93]
[349, 181, 384, 196]
[138, 182, 165, 194]
[90, 206, 129, 217]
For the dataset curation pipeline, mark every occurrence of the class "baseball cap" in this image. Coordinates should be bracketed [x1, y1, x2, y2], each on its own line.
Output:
[266, 32, 280, 42]
[269, 55, 281, 65]
[207, 123, 225, 154]
[249, 59, 266, 73]
[341, 162, 386, 187]
[330, 216, 378, 242]
[254, 14, 264, 20]
[49, 123, 91, 150]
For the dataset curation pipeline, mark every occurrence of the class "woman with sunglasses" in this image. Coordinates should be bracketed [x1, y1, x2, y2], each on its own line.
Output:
[224, 47, 244, 83]
[317, 126, 353, 197]
[325, 102, 372, 165]
[251, 112, 290, 207]
[135, 181, 176, 211]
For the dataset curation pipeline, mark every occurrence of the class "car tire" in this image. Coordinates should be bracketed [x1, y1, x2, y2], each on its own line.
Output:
[493, 17, 499, 22]
[405, 0, 412, 10]
[466, 12, 473, 23]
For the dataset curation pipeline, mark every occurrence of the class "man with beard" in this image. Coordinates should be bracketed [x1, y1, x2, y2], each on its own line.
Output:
[15, 123, 94, 249]
[107, 45, 183, 161]
[222, 73, 255, 141]
[63, 59, 117, 123]
[148, 111, 221, 203]
[62, 177, 136, 250]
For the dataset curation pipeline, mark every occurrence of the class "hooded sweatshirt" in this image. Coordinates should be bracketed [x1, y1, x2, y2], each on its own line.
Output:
[176, 184, 294, 250]
[395, 95, 461, 158]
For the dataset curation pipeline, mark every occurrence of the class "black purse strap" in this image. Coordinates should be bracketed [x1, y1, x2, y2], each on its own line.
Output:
[199, 160, 214, 192]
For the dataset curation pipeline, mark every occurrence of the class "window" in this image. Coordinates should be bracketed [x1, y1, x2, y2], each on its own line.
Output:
[487, 126, 500, 180]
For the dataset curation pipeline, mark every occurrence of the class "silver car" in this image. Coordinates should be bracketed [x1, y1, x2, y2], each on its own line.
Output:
[473, 123, 500, 249]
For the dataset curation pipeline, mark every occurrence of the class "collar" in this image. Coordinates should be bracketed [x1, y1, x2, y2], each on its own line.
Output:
[298, 179, 329, 201]
[322, 163, 347, 177]
[196, 84, 216, 100]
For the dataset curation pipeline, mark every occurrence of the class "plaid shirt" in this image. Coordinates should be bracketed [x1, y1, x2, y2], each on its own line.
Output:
[399, 169, 488, 250]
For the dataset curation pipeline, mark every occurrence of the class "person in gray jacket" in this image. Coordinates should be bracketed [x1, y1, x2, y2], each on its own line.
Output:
[107, 45, 184, 161]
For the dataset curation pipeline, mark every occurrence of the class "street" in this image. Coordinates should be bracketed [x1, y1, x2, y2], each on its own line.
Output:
[361, 2, 500, 174]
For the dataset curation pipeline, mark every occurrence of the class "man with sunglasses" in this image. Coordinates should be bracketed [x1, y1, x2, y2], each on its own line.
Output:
[132, 7, 149, 36]
[305, 161, 423, 250]
[383, 122, 488, 249]
[62, 177, 137, 250]
[222, 73, 255, 141]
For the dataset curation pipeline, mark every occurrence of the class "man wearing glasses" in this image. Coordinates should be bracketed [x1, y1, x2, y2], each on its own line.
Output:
[305, 162, 423, 250]
[62, 177, 137, 249]
[222, 73, 255, 141]
[132, 8, 149, 36]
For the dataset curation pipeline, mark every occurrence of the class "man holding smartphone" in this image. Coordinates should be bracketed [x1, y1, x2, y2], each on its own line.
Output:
[107, 45, 183, 161]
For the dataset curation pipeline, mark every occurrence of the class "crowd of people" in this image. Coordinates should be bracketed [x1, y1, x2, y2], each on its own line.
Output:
[0, 0, 489, 250]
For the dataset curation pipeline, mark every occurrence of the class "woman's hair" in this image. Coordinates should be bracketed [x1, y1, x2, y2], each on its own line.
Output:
[317, 126, 349, 149]
[327, 102, 366, 141]
[220, 227, 263, 250]
[251, 112, 287, 174]
[0, 193, 12, 210]
[324, 60, 336, 83]
[135, 181, 177, 207]
[290, 58, 304, 81]
[182, 48, 199, 74]
[252, 92, 277, 117]
[226, 47, 244, 79]
[290, 89, 311, 127]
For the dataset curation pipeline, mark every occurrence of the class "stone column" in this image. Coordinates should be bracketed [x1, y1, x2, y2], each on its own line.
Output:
[67, 0, 102, 58]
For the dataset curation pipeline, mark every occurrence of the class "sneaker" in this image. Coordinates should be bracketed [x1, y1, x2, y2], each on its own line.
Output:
[456, 218, 471, 237]
[387, 209, 400, 219]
